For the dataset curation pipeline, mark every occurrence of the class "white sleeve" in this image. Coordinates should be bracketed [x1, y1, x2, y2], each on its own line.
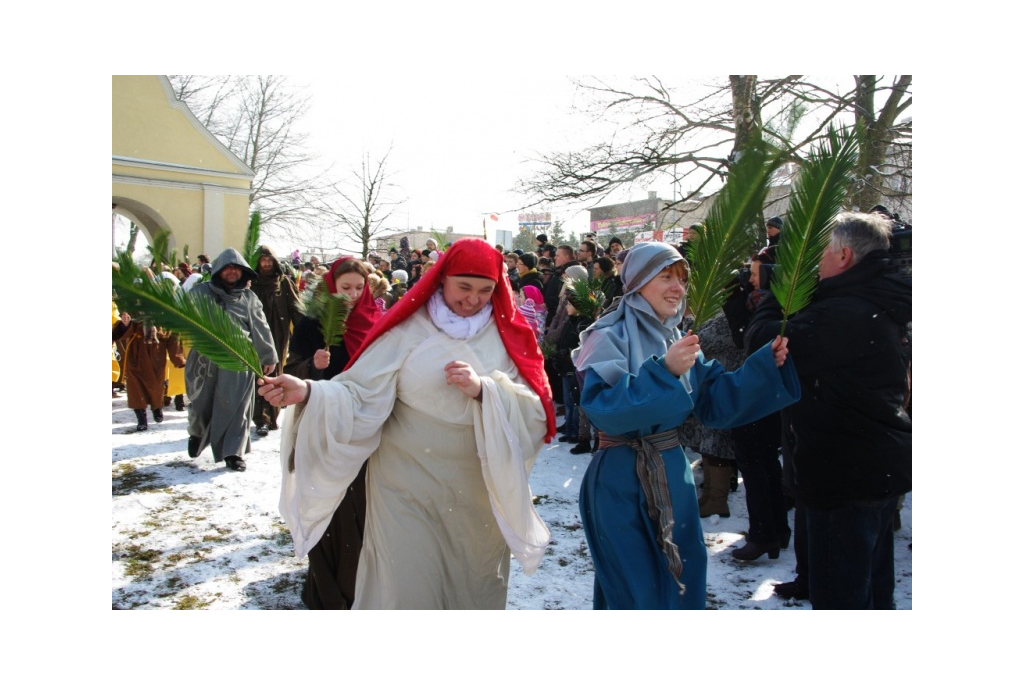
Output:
[472, 369, 551, 574]
[278, 330, 405, 558]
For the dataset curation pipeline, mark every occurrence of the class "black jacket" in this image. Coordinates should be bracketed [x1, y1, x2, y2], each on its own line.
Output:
[744, 250, 912, 506]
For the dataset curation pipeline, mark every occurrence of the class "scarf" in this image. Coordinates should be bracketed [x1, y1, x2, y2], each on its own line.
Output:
[325, 257, 381, 357]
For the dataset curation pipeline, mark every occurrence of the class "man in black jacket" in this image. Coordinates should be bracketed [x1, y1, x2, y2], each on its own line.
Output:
[745, 212, 911, 609]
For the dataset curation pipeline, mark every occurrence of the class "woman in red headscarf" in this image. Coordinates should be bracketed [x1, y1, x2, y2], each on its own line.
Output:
[261, 239, 555, 609]
[281, 256, 381, 609]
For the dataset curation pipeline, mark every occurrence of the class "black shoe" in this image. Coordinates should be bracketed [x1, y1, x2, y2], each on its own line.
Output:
[773, 579, 809, 600]
[187, 435, 201, 459]
[570, 440, 592, 454]
[152, 408, 164, 423]
[174, 395, 185, 412]
[778, 529, 792, 550]
[163, 396, 172, 407]
[731, 540, 780, 561]
[558, 434, 578, 443]
[133, 408, 147, 432]
[134, 423, 148, 432]
[256, 425, 269, 437]
[555, 423, 568, 433]
[225, 456, 247, 472]
[268, 422, 279, 431]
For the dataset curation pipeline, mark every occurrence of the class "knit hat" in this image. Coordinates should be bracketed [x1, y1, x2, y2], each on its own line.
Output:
[519, 253, 537, 270]
[392, 269, 408, 284]
[564, 264, 589, 282]
[536, 234, 548, 244]
[522, 285, 544, 307]
[766, 216, 784, 229]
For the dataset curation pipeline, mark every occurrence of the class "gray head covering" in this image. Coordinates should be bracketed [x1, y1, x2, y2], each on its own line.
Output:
[572, 241, 686, 386]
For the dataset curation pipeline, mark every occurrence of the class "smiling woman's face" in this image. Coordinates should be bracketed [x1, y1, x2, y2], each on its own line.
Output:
[441, 275, 497, 318]
[638, 265, 687, 322]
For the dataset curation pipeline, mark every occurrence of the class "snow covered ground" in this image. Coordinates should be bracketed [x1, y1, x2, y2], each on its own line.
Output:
[111, 394, 911, 610]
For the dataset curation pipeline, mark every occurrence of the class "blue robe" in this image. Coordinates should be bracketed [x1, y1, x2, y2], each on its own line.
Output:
[578, 342, 800, 609]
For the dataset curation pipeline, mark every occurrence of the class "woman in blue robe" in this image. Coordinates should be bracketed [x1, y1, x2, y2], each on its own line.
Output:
[572, 242, 801, 609]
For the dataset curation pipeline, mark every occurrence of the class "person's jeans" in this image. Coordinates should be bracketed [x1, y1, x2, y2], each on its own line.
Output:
[560, 374, 579, 439]
[805, 495, 900, 609]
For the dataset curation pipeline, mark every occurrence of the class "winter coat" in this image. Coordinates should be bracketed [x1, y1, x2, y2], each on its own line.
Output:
[745, 250, 912, 506]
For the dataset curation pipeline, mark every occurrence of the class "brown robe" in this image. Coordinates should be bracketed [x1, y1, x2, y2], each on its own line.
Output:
[113, 321, 184, 410]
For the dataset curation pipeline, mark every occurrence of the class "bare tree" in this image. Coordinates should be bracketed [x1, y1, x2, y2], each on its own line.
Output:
[518, 75, 912, 237]
[318, 145, 406, 259]
[168, 75, 327, 240]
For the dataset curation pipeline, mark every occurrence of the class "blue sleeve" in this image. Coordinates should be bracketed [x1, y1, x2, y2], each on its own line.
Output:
[579, 356, 696, 438]
[690, 341, 801, 429]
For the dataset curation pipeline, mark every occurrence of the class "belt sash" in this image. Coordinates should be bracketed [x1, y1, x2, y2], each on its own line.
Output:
[597, 428, 686, 595]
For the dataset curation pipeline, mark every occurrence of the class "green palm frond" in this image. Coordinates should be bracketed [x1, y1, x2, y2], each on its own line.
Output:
[146, 229, 173, 272]
[244, 211, 262, 270]
[315, 287, 352, 349]
[564, 275, 607, 321]
[112, 250, 264, 376]
[301, 280, 353, 349]
[687, 139, 785, 330]
[771, 125, 860, 336]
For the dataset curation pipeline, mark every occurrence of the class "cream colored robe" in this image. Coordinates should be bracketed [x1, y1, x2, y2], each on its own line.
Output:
[279, 307, 550, 609]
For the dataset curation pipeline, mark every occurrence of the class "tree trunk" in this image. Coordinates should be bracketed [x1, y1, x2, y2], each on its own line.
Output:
[729, 75, 767, 245]
[850, 75, 912, 212]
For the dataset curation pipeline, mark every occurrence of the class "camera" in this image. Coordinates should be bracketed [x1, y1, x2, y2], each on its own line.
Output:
[888, 219, 911, 276]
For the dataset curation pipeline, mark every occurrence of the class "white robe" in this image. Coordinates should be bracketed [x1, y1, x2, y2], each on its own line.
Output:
[278, 307, 551, 609]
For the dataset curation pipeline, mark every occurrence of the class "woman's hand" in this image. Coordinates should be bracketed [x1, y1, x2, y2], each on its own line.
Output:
[445, 360, 482, 400]
[665, 330, 701, 376]
[313, 348, 331, 370]
[771, 335, 789, 368]
[258, 374, 310, 407]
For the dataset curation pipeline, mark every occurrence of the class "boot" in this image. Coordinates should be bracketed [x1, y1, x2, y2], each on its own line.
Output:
[133, 408, 148, 432]
[174, 394, 185, 412]
[152, 407, 164, 423]
[730, 463, 739, 492]
[699, 456, 731, 518]
[731, 539, 780, 561]
[570, 439, 592, 454]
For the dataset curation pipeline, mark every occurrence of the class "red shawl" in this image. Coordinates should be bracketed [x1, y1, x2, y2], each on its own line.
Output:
[345, 238, 555, 442]
[326, 257, 382, 358]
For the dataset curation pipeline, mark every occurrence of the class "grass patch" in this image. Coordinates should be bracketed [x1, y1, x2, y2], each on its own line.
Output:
[119, 544, 162, 579]
[112, 463, 163, 496]
[174, 594, 212, 610]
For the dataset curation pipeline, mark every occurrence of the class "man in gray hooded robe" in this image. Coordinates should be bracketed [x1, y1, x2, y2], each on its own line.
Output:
[185, 248, 278, 471]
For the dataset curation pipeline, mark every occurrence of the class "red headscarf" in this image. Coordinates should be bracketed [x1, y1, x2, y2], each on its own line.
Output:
[326, 257, 382, 358]
[345, 238, 555, 442]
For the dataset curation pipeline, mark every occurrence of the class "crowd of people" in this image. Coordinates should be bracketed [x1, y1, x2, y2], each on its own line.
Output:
[113, 209, 911, 610]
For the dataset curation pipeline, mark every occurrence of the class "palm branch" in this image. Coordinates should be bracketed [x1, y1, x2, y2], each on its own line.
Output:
[112, 250, 264, 376]
[301, 280, 353, 349]
[770, 125, 860, 336]
[686, 138, 785, 330]
[244, 210, 262, 270]
[145, 229, 173, 272]
[564, 275, 607, 321]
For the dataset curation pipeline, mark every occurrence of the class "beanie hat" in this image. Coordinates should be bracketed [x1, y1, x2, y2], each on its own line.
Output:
[536, 234, 548, 244]
[519, 253, 537, 270]
[766, 216, 784, 229]
[392, 269, 408, 284]
[564, 264, 589, 282]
